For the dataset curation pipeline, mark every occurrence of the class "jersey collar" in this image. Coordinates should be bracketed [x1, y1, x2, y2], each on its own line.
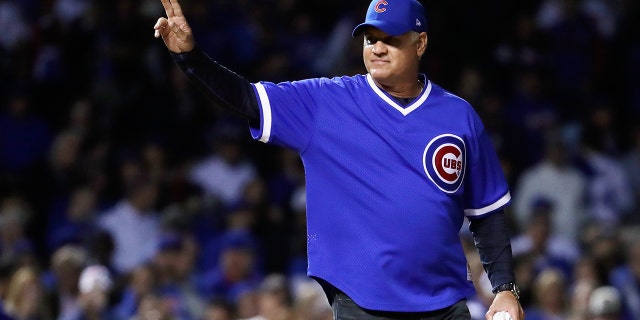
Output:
[366, 73, 432, 116]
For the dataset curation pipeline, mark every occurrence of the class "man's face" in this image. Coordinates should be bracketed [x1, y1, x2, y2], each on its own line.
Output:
[362, 28, 425, 86]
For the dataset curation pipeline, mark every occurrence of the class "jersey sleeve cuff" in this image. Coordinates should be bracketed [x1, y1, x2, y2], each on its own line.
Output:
[464, 191, 511, 218]
[249, 83, 272, 143]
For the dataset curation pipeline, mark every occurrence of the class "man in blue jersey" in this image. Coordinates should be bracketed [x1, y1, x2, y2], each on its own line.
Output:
[154, 0, 524, 319]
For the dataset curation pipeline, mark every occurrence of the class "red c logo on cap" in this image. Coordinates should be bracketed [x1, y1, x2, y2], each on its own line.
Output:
[374, 0, 388, 13]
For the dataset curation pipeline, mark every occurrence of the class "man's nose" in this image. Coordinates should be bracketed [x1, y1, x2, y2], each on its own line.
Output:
[371, 41, 386, 55]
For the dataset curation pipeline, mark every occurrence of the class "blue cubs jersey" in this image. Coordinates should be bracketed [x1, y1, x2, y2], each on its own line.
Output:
[249, 73, 511, 312]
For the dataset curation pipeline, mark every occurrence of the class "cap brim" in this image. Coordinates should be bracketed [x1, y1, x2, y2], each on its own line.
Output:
[351, 21, 410, 37]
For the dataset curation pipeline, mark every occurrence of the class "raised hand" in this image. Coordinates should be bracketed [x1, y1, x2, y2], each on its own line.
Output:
[154, 0, 195, 53]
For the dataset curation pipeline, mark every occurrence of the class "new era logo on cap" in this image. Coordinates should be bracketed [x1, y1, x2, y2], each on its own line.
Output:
[352, 0, 427, 37]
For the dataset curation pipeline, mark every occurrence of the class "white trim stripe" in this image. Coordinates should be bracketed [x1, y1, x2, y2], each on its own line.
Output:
[254, 83, 272, 143]
[405, 81, 431, 115]
[366, 73, 432, 116]
[464, 192, 511, 217]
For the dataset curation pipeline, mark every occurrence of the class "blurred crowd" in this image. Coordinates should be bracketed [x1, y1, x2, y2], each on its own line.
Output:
[1, 0, 640, 319]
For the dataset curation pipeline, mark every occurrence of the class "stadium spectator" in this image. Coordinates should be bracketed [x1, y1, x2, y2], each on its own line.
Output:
[202, 297, 236, 320]
[188, 118, 259, 210]
[96, 174, 162, 275]
[110, 263, 156, 320]
[152, 232, 205, 320]
[511, 197, 581, 279]
[74, 264, 116, 320]
[587, 286, 623, 320]
[512, 132, 588, 240]
[243, 273, 295, 320]
[46, 185, 101, 255]
[196, 229, 262, 306]
[0, 196, 37, 268]
[609, 239, 640, 320]
[3, 265, 50, 320]
[524, 267, 570, 320]
[575, 103, 634, 228]
[44, 245, 87, 320]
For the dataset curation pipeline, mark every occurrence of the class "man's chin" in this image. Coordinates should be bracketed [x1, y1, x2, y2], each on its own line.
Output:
[369, 70, 391, 82]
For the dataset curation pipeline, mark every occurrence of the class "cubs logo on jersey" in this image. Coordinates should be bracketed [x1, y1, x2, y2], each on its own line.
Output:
[423, 134, 466, 193]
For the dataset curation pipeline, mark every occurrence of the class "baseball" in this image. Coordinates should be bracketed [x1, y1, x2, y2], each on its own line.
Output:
[492, 311, 513, 320]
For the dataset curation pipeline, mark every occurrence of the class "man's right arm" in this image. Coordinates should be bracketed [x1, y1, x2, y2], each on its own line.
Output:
[171, 47, 260, 127]
[154, 0, 260, 126]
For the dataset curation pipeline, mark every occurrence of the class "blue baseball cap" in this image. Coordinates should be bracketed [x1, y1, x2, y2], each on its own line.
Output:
[352, 0, 427, 37]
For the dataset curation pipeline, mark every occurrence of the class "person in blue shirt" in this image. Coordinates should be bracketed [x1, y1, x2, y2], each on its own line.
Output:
[153, 0, 524, 319]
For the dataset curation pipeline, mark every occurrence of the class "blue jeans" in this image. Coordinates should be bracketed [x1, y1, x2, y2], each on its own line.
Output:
[330, 292, 471, 320]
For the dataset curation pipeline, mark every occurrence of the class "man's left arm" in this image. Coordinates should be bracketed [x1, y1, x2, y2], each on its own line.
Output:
[468, 210, 524, 320]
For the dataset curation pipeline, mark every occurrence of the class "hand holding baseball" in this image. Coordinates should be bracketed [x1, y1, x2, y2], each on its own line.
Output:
[154, 0, 195, 53]
[486, 290, 523, 320]
[492, 311, 512, 320]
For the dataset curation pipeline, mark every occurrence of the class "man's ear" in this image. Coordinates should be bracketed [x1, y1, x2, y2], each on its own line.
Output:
[417, 32, 428, 57]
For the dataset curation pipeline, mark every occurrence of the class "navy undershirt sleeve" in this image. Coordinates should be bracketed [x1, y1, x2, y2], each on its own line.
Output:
[468, 209, 516, 291]
[171, 47, 261, 127]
